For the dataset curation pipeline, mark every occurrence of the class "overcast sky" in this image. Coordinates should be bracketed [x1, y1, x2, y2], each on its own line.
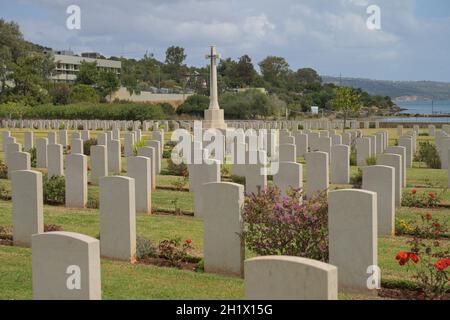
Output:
[2, 0, 450, 82]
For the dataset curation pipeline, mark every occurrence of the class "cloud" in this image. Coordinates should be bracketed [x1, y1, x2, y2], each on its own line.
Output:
[2, 0, 450, 81]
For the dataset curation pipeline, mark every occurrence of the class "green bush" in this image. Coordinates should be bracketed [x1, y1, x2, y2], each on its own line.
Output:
[136, 236, 158, 260]
[349, 150, 357, 166]
[159, 103, 175, 116]
[0, 183, 11, 201]
[0, 102, 165, 121]
[29, 147, 37, 168]
[0, 161, 8, 179]
[132, 139, 146, 156]
[87, 194, 99, 209]
[350, 168, 363, 189]
[219, 90, 284, 120]
[43, 174, 65, 205]
[83, 138, 98, 156]
[365, 156, 377, 166]
[176, 94, 209, 117]
[231, 175, 246, 185]
[415, 141, 441, 169]
[162, 150, 171, 159]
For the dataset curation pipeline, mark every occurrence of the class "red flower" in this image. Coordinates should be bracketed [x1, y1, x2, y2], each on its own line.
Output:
[428, 192, 436, 199]
[396, 252, 420, 266]
[435, 260, 447, 271]
[425, 213, 433, 220]
[411, 189, 417, 195]
[409, 253, 419, 264]
[185, 239, 192, 245]
[396, 251, 410, 266]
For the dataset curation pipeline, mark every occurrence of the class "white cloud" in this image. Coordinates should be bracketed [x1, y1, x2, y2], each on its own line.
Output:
[3, 0, 450, 81]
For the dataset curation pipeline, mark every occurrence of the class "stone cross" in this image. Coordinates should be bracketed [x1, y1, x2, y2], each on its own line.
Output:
[206, 46, 221, 110]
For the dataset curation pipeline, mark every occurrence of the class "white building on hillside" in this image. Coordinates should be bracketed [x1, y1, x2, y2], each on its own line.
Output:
[49, 51, 121, 83]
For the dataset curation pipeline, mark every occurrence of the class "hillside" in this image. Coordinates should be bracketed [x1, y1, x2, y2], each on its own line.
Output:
[322, 76, 450, 100]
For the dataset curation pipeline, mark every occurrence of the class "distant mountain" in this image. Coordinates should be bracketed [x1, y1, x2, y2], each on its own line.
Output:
[322, 76, 450, 101]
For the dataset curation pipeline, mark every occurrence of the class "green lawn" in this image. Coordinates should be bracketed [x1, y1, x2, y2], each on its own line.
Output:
[0, 245, 244, 300]
[0, 127, 449, 300]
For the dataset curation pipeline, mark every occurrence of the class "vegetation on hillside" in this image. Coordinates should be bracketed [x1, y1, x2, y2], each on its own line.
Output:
[0, 18, 395, 120]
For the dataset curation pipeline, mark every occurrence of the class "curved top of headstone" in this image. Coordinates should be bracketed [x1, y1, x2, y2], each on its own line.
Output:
[100, 175, 134, 184]
[32, 231, 98, 245]
[245, 255, 336, 272]
[329, 188, 376, 199]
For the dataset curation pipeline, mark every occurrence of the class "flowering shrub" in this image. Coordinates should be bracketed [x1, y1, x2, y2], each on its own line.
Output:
[158, 238, 193, 268]
[395, 213, 450, 299]
[396, 213, 448, 239]
[396, 219, 415, 236]
[242, 187, 328, 262]
[166, 159, 188, 177]
[170, 176, 188, 192]
[401, 189, 444, 208]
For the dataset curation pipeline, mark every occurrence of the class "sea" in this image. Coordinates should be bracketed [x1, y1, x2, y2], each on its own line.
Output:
[396, 100, 450, 115]
[383, 100, 450, 123]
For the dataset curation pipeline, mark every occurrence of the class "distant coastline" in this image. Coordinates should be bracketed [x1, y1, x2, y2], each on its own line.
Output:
[394, 96, 433, 102]
[394, 99, 450, 116]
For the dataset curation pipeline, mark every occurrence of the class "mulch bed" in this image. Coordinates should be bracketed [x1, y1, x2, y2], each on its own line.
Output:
[156, 186, 190, 192]
[153, 209, 194, 217]
[137, 256, 199, 272]
[0, 224, 63, 247]
[379, 288, 450, 300]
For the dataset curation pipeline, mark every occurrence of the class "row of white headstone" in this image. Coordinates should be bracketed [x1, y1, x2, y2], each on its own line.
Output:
[10, 167, 376, 300]
[1, 119, 175, 132]
[5, 126, 450, 300]
[2, 130, 166, 214]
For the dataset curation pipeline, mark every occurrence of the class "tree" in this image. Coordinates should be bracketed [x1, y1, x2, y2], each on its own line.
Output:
[75, 61, 98, 85]
[8, 53, 53, 105]
[331, 87, 363, 132]
[139, 52, 161, 86]
[97, 70, 119, 101]
[121, 58, 139, 95]
[218, 57, 238, 88]
[0, 19, 53, 105]
[258, 56, 290, 88]
[233, 55, 258, 87]
[69, 84, 99, 103]
[165, 46, 186, 66]
[295, 68, 322, 88]
[164, 46, 187, 83]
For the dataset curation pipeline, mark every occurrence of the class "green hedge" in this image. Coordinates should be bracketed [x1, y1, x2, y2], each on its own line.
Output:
[0, 102, 167, 121]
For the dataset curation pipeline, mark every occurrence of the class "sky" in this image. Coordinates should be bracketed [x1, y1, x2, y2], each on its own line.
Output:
[1, 0, 450, 82]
